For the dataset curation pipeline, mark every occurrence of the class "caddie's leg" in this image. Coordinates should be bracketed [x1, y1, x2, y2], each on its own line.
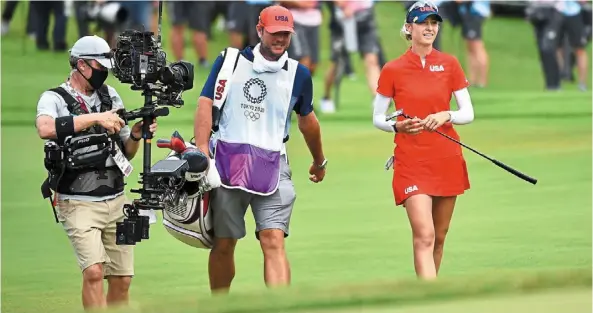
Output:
[432, 196, 457, 274]
[209, 238, 238, 293]
[252, 157, 296, 287]
[209, 187, 251, 293]
[56, 199, 111, 309]
[103, 195, 134, 306]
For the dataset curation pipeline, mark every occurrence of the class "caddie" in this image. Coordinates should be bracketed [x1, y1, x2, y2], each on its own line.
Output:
[193, 4, 327, 293]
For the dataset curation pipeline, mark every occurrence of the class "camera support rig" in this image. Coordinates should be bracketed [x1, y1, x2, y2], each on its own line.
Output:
[115, 90, 186, 246]
[114, 1, 194, 245]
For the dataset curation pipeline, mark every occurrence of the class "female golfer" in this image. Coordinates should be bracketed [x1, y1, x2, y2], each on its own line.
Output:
[372, 1, 475, 280]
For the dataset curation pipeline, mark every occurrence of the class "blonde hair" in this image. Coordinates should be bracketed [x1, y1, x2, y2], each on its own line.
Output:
[400, 21, 412, 42]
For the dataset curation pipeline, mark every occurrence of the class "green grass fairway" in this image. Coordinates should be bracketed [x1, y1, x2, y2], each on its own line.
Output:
[2, 2, 591, 313]
[319, 290, 592, 313]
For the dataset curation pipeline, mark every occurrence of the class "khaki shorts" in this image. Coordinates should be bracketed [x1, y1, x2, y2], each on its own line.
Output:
[56, 194, 134, 277]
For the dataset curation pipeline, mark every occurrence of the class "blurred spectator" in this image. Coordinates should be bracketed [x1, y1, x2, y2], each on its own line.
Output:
[227, 0, 272, 49]
[1, 0, 36, 38]
[73, 1, 91, 39]
[457, 0, 491, 88]
[424, 1, 490, 87]
[554, 0, 589, 91]
[73, 1, 130, 48]
[527, 0, 589, 91]
[30, 0, 67, 51]
[280, 0, 323, 75]
[167, 1, 216, 67]
[527, 0, 562, 90]
[120, 1, 152, 32]
[320, 0, 383, 114]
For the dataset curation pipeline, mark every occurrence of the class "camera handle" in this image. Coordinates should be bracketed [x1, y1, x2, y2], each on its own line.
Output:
[117, 90, 170, 209]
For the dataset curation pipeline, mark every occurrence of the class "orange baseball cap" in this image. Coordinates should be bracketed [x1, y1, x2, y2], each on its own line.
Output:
[258, 5, 294, 33]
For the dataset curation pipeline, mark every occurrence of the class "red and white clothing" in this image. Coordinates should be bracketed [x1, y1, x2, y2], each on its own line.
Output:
[374, 48, 474, 205]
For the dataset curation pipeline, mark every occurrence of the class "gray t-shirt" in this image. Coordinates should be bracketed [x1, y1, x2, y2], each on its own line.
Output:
[36, 82, 131, 202]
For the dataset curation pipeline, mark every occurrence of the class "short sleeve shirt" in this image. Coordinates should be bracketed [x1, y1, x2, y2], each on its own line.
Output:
[377, 48, 470, 162]
[36, 82, 131, 142]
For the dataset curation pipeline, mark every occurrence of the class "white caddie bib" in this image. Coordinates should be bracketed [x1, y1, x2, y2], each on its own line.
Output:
[210, 48, 298, 196]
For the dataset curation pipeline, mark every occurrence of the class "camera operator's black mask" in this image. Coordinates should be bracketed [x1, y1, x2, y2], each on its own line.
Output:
[78, 60, 108, 90]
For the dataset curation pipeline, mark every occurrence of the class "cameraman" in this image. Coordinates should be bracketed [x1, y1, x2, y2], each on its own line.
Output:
[35, 35, 157, 310]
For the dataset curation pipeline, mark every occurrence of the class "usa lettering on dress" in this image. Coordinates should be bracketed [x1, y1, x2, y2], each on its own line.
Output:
[214, 79, 227, 100]
[404, 185, 418, 195]
[429, 65, 444, 72]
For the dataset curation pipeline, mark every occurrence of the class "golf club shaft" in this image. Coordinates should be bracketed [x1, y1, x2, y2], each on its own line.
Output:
[399, 113, 538, 185]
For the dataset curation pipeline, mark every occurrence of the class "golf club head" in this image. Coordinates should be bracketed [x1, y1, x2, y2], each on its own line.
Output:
[385, 109, 404, 121]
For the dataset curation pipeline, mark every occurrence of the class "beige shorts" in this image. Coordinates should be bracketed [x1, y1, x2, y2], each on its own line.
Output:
[56, 194, 134, 277]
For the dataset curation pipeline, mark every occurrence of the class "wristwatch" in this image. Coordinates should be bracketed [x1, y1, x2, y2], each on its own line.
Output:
[314, 159, 328, 170]
[130, 132, 141, 141]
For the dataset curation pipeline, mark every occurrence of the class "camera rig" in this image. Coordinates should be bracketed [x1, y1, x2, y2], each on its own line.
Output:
[111, 1, 196, 245]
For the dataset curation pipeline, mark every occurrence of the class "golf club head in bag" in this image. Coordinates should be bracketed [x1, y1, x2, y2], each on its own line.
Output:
[156, 131, 221, 249]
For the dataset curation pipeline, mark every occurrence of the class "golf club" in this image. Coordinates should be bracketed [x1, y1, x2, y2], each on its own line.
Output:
[386, 109, 538, 185]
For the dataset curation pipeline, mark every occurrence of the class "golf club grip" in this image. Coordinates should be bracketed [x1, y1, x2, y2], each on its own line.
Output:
[491, 159, 537, 185]
[156, 139, 171, 148]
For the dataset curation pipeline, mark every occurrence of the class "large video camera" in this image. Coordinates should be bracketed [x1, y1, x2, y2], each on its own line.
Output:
[109, 2, 198, 245]
[111, 29, 194, 107]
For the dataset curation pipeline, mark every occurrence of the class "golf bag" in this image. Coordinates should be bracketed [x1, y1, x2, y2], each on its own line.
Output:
[157, 132, 220, 249]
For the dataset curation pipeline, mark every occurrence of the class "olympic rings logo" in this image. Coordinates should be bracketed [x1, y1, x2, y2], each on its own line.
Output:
[243, 78, 267, 104]
[244, 110, 261, 121]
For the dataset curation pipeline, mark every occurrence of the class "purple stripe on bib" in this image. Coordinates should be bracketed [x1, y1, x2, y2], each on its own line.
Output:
[214, 141, 281, 194]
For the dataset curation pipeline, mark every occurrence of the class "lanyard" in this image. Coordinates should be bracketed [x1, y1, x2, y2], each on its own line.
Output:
[65, 81, 97, 113]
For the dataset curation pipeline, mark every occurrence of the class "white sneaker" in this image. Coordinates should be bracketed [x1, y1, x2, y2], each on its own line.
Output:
[1, 21, 9, 36]
[320, 99, 336, 114]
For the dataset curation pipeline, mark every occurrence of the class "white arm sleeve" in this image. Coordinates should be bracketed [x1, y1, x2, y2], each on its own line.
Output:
[372, 93, 396, 133]
[448, 88, 475, 125]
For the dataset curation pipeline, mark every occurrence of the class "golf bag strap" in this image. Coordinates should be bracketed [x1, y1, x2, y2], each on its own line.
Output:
[212, 47, 241, 133]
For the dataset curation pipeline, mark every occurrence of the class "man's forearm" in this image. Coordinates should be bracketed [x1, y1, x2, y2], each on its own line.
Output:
[124, 138, 140, 160]
[36, 114, 99, 140]
[194, 97, 213, 155]
[298, 114, 325, 164]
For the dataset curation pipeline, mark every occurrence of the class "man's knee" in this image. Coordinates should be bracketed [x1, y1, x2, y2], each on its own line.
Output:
[212, 238, 237, 255]
[107, 276, 132, 293]
[258, 229, 286, 254]
[83, 264, 104, 283]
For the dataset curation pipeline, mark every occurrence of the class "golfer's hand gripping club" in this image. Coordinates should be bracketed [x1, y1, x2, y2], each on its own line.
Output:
[385, 109, 537, 185]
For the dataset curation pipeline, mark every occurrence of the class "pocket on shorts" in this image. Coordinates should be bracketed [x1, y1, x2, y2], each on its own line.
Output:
[279, 162, 296, 206]
[56, 199, 77, 222]
[280, 157, 293, 180]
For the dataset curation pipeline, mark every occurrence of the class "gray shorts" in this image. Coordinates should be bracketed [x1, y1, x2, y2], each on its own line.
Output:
[210, 156, 296, 240]
[330, 8, 380, 61]
[288, 23, 320, 64]
[167, 1, 214, 32]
